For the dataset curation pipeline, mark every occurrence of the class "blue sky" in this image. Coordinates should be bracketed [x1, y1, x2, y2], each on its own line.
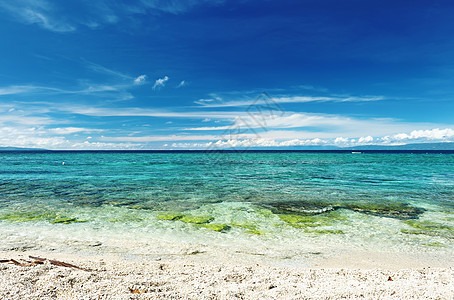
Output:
[0, 0, 453, 149]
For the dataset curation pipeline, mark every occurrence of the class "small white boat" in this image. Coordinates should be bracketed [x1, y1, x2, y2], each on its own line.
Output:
[351, 151, 362, 154]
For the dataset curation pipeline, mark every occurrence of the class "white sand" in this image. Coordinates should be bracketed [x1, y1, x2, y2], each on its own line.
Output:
[1, 250, 453, 299]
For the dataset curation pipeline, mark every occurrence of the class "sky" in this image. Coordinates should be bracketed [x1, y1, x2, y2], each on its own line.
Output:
[0, 0, 454, 150]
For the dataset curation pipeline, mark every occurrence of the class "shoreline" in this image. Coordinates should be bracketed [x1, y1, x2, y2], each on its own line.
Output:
[1, 249, 453, 299]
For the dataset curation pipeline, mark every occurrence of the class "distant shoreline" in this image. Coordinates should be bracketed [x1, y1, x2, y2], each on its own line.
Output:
[1, 149, 454, 154]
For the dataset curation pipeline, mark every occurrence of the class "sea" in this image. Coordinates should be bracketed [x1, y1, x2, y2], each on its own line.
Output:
[1, 151, 453, 265]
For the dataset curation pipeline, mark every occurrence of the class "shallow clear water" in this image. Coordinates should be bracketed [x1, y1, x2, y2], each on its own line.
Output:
[1, 151, 453, 263]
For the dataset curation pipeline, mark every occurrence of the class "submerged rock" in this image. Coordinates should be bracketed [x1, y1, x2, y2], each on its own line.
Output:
[263, 201, 335, 216]
[342, 202, 425, 220]
[263, 199, 425, 220]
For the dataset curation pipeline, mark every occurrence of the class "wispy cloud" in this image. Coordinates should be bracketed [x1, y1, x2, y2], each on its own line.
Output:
[0, 0, 75, 32]
[177, 80, 187, 88]
[48, 127, 104, 135]
[0, 60, 147, 103]
[0, 85, 62, 96]
[132, 0, 225, 15]
[153, 76, 169, 90]
[100, 134, 218, 142]
[84, 61, 133, 80]
[0, 0, 226, 32]
[194, 95, 385, 107]
[57, 105, 241, 119]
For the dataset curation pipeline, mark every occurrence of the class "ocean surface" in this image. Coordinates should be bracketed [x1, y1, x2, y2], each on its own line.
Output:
[1, 151, 453, 265]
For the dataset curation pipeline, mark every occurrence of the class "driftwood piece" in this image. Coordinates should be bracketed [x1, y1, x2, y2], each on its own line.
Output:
[0, 259, 32, 267]
[29, 256, 46, 262]
[10, 259, 29, 266]
[48, 259, 87, 271]
[1, 256, 89, 271]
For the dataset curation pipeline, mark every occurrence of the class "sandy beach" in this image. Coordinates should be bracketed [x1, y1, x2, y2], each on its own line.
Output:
[1, 249, 453, 299]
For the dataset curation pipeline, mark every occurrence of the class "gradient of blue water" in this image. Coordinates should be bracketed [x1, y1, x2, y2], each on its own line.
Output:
[1, 151, 453, 257]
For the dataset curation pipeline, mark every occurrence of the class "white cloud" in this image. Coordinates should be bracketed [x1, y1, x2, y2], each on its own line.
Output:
[170, 138, 328, 149]
[194, 96, 223, 105]
[177, 80, 187, 88]
[153, 76, 169, 90]
[69, 141, 138, 150]
[134, 75, 147, 85]
[0, 125, 137, 150]
[358, 136, 374, 143]
[392, 128, 454, 141]
[334, 137, 348, 144]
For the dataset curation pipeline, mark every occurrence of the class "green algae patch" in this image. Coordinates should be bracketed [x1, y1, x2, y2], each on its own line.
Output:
[401, 229, 454, 239]
[278, 211, 347, 228]
[156, 213, 183, 221]
[404, 220, 454, 232]
[51, 217, 87, 224]
[157, 213, 214, 224]
[255, 208, 275, 218]
[401, 220, 454, 240]
[230, 222, 257, 231]
[0, 211, 87, 224]
[401, 229, 426, 235]
[422, 242, 445, 248]
[230, 222, 263, 235]
[196, 224, 231, 232]
[0, 211, 57, 223]
[179, 215, 214, 224]
[304, 229, 344, 234]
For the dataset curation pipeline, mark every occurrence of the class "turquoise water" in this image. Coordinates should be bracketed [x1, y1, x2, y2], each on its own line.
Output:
[1, 151, 454, 262]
